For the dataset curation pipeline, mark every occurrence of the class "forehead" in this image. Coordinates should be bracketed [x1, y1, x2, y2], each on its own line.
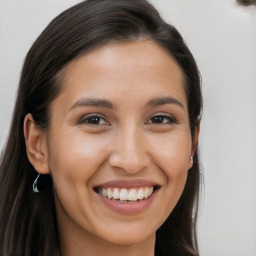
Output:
[55, 39, 187, 110]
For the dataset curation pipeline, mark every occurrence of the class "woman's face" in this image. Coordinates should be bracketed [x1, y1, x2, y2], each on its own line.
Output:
[44, 40, 194, 246]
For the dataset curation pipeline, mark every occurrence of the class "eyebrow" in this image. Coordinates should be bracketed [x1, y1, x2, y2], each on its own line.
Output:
[69, 95, 184, 112]
[146, 96, 185, 109]
[69, 97, 115, 111]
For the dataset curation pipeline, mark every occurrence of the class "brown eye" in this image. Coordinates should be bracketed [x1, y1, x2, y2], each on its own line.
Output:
[79, 115, 109, 125]
[147, 115, 177, 125]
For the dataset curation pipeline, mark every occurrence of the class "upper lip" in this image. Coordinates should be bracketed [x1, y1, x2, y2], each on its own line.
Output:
[94, 179, 160, 189]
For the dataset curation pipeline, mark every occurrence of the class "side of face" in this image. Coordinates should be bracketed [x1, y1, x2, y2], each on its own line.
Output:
[25, 39, 197, 247]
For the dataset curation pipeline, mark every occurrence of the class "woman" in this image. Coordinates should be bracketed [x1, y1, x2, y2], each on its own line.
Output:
[0, 0, 202, 255]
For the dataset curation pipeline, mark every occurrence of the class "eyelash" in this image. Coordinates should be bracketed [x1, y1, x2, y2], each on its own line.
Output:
[78, 113, 177, 126]
[78, 114, 109, 125]
[146, 114, 177, 125]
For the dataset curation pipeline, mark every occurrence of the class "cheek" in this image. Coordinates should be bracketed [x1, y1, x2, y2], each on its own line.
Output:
[46, 131, 112, 227]
[150, 130, 192, 174]
[149, 131, 192, 206]
[47, 131, 111, 189]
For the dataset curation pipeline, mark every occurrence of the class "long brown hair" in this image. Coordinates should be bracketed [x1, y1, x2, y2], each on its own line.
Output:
[0, 1, 203, 255]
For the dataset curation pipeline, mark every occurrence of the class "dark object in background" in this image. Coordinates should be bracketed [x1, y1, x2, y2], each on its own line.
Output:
[236, 0, 256, 6]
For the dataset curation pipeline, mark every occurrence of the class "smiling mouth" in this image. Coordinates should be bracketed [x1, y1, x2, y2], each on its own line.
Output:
[94, 186, 159, 203]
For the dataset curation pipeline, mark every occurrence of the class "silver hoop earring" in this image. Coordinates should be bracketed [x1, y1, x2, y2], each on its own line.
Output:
[32, 173, 52, 193]
[33, 174, 41, 193]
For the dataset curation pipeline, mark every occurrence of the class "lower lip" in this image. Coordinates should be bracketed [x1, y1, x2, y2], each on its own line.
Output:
[97, 190, 158, 215]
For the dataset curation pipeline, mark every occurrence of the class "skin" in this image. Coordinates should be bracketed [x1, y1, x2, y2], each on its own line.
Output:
[24, 39, 199, 256]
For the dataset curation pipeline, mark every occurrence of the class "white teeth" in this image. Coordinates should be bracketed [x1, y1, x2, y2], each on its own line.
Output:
[120, 189, 128, 200]
[137, 188, 144, 200]
[113, 188, 119, 199]
[99, 186, 155, 201]
[144, 188, 149, 198]
[102, 188, 107, 197]
[128, 189, 137, 201]
[149, 186, 153, 196]
[107, 188, 112, 199]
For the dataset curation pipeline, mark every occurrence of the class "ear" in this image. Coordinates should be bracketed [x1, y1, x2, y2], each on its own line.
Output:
[189, 122, 200, 168]
[24, 113, 50, 174]
[192, 122, 200, 156]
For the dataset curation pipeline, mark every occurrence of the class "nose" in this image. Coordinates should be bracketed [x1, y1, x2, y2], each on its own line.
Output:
[108, 126, 150, 174]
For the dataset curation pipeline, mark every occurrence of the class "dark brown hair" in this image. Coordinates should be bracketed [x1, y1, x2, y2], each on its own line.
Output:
[236, 0, 256, 6]
[0, 1, 202, 255]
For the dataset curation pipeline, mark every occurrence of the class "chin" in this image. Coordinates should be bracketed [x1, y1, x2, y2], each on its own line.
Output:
[105, 233, 154, 246]
[96, 223, 157, 246]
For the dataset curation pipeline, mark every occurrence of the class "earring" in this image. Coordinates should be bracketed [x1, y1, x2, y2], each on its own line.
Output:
[32, 174, 52, 193]
[190, 155, 194, 165]
[33, 174, 41, 193]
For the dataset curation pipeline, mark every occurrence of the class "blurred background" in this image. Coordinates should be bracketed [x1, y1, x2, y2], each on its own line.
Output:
[0, 1, 255, 255]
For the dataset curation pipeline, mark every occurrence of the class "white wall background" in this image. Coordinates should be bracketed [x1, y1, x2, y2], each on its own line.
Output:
[0, 1, 255, 255]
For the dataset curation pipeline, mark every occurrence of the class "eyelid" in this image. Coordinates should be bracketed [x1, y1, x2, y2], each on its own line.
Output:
[78, 113, 110, 125]
[145, 113, 178, 125]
